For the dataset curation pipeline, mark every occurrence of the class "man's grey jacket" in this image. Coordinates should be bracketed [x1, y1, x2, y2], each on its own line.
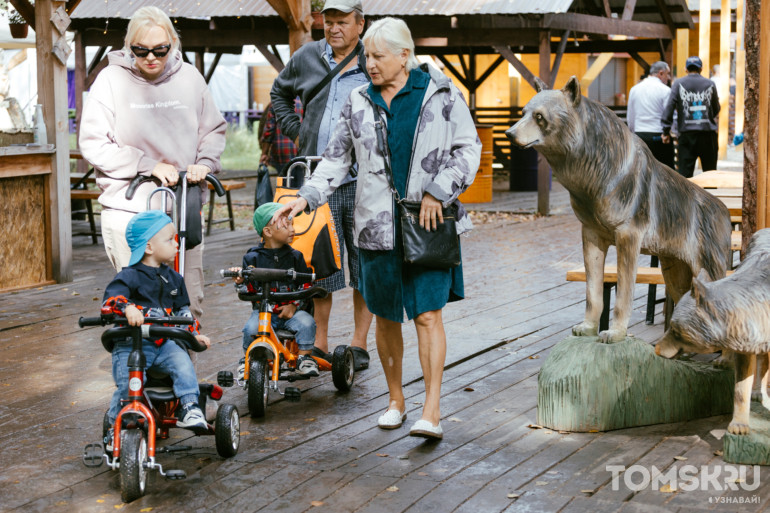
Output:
[270, 39, 367, 157]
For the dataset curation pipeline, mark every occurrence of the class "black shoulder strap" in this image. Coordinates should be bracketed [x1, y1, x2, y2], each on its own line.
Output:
[304, 41, 362, 107]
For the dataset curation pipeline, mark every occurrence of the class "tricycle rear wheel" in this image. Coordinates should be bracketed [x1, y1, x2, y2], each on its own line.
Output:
[119, 429, 148, 503]
[331, 345, 355, 392]
[215, 404, 241, 457]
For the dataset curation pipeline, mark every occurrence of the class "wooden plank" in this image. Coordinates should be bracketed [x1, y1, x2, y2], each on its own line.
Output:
[256, 44, 285, 73]
[688, 170, 744, 188]
[734, 0, 746, 137]
[550, 30, 571, 88]
[538, 31, 551, 216]
[492, 45, 538, 91]
[676, 27, 689, 76]
[760, 0, 770, 230]
[566, 266, 737, 284]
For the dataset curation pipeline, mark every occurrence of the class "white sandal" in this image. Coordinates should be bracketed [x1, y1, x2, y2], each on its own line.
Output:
[377, 409, 406, 429]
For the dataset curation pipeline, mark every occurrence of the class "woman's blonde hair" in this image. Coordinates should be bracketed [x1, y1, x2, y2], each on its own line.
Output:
[124, 6, 180, 53]
[363, 17, 420, 72]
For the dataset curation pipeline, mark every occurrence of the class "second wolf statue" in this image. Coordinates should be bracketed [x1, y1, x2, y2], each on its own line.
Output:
[506, 76, 731, 342]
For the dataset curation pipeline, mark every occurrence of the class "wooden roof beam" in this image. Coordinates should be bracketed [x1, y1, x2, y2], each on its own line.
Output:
[550, 30, 571, 88]
[543, 13, 672, 38]
[8, 0, 35, 26]
[492, 45, 538, 91]
[621, 0, 638, 20]
[256, 44, 285, 72]
[435, 55, 470, 89]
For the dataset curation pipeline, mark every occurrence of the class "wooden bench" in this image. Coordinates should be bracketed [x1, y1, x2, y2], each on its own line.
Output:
[567, 240, 740, 332]
[206, 180, 246, 234]
[70, 189, 101, 244]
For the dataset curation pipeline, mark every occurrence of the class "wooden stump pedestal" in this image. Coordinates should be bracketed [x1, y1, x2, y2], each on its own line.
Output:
[537, 336, 734, 432]
[724, 401, 770, 465]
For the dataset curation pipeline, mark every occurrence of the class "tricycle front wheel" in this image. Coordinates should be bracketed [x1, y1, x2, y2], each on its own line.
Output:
[248, 358, 270, 418]
[119, 429, 148, 503]
[331, 345, 355, 392]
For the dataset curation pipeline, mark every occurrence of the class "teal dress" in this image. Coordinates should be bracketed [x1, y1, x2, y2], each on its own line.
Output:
[358, 68, 464, 323]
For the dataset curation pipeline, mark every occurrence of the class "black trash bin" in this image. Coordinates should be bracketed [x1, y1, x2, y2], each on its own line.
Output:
[509, 146, 540, 191]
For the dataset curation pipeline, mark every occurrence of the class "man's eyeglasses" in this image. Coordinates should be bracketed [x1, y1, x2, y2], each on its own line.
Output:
[130, 44, 171, 58]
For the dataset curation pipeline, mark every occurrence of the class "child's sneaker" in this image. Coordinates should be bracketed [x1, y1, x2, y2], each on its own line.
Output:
[236, 357, 246, 381]
[177, 403, 208, 433]
[296, 355, 319, 377]
[103, 427, 114, 456]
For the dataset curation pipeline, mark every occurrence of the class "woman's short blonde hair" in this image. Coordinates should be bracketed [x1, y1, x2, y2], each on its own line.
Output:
[124, 6, 180, 53]
[363, 17, 420, 72]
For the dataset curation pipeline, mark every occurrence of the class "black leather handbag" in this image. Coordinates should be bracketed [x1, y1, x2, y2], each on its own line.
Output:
[372, 107, 460, 269]
[398, 199, 460, 268]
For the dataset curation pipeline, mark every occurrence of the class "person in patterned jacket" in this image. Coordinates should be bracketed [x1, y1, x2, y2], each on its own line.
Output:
[274, 18, 481, 440]
[102, 210, 210, 434]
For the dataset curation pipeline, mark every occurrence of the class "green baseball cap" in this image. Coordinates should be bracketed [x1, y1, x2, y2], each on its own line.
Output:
[253, 202, 297, 236]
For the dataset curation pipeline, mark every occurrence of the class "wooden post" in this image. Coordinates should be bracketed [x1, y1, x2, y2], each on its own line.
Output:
[756, 2, 770, 230]
[74, 31, 87, 174]
[267, 0, 312, 55]
[676, 28, 689, 77]
[37, 0, 72, 282]
[718, 0, 731, 160]
[699, 0, 711, 74]
[538, 30, 551, 216]
[735, 0, 746, 137]
[743, 0, 760, 247]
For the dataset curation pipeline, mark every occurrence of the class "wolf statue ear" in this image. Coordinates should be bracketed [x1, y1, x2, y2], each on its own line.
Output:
[534, 77, 548, 93]
[691, 272, 711, 309]
[561, 76, 581, 107]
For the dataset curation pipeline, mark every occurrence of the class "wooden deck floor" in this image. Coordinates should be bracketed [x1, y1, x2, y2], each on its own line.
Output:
[0, 183, 767, 513]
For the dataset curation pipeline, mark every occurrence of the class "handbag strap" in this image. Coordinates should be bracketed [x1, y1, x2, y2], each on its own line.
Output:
[305, 41, 362, 108]
[372, 105, 402, 204]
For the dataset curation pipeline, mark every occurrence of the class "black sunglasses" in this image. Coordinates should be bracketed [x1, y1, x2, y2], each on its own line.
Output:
[130, 44, 171, 58]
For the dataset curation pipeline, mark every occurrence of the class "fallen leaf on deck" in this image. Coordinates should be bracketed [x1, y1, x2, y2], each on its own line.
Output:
[448, 417, 462, 422]
[714, 450, 724, 456]
[398, 455, 409, 460]
[464, 387, 475, 392]
[93, 297, 99, 301]
[240, 431, 250, 436]
[305, 418, 316, 422]
[97, 500, 104, 503]
[507, 493, 520, 499]
[588, 429, 599, 433]
[140, 509, 153, 512]
[529, 355, 540, 359]
[264, 436, 278, 441]
[581, 489, 594, 494]
[413, 401, 423, 405]
[659, 484, 676, 493]
[72, 292, 80, 296]
[543, 430, 553, 434]
[386, 486, 399, 492]
[310, 501, 324, 507]
[376, 453, 389, 457]
[418, 472, 429, 476]
[674, 456, 687, 461]
[494, 408, 506, 413]
[528, 424, 543, 429]
[535, 481, 548, 486]
[558, 430, 570, 434]
[547, 471, 558, 475]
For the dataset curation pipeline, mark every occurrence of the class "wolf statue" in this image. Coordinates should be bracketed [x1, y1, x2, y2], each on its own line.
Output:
[656, 229, 770, 435]
[506, 76, 732, 343]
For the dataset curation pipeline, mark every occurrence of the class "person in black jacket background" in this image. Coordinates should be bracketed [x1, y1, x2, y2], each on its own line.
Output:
[661, 56, 721, 178]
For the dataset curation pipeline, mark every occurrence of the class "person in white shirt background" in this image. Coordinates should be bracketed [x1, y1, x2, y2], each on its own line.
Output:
[627, 61, 675, 170]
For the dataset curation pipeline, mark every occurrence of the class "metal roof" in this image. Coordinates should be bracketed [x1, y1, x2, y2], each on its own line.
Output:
[72, 0, 574, 19]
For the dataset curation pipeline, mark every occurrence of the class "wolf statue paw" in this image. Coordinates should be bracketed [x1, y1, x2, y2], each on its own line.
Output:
[713, 350, 734, 368]
[599, 328, 627, 344]
[572, 322, 598, 337]
[727, 420, 750, 435]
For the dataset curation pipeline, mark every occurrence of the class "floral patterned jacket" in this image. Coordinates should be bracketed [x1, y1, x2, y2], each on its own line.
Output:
[299, 64, 482, 251]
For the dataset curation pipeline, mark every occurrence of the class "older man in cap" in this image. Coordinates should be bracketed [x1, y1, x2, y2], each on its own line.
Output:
[270, 0, 373, 370]
[661, 56, 721, 178]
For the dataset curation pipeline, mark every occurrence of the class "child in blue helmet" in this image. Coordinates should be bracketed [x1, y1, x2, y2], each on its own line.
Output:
[102, 210, 210, 437]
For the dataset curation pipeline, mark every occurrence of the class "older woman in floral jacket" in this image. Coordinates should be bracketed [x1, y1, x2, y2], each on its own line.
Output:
[275, 17, 481, 439]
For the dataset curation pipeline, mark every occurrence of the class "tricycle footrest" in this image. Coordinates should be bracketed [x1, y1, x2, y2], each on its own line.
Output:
[284, 386, 301, 401]
[217, 370, 234, 387]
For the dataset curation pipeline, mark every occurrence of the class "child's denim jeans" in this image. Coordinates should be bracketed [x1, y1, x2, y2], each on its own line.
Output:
[242, 309, 316, 353]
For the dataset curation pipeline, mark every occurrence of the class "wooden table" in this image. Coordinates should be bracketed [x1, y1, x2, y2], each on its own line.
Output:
[717, 196, 742, 217]
[688, 170, 743, 189]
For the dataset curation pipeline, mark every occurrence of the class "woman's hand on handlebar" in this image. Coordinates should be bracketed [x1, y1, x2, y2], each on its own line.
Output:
[228, 266, 244, 284]
[151, 162, 179, 187]
[420, 192, 444, 231]
[124, 304, 145, 327]
[186, 164, 210, 184]
[273, 198, 308, 228]
[196, 334, 212, 349]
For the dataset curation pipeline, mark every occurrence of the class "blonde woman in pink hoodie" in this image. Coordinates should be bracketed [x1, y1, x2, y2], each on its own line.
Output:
[79, 6, 226, 319]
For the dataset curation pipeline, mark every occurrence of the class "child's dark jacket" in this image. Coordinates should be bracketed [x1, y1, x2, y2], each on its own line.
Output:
[241, 243, 312, 307]
[102, 262, 201, 336]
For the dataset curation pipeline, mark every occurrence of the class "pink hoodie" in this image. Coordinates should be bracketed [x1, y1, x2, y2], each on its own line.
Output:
[79, 50, 227, 212]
